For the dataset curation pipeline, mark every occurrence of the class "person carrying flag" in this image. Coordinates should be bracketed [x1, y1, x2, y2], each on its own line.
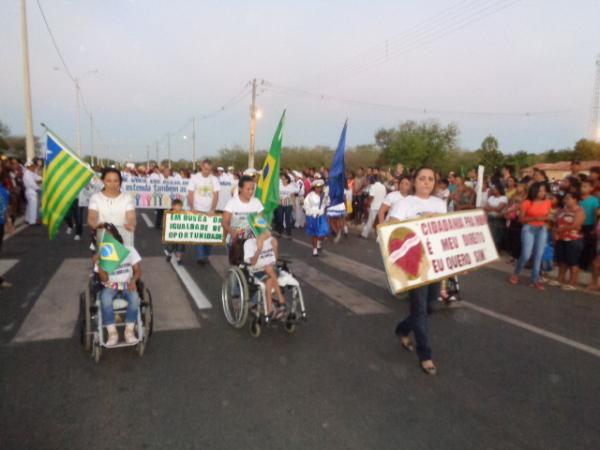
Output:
[95, 223, 142, 346]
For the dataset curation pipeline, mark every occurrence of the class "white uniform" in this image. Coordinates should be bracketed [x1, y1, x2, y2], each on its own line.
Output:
[23, 169, 41, 224]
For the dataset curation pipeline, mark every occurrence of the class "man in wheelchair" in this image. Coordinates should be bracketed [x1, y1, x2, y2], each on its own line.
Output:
[94, 223, 142, 346]
[243, 228, 287, 320]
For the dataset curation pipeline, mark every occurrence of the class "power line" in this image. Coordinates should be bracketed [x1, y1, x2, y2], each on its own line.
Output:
[263, 80, 581, 118]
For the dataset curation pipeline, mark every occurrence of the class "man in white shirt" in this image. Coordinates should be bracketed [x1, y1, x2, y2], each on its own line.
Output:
[23, 162, 41, 225]
[360, 175, 387, 239]
[187, 159, 220, 264]
[216, 166, 235, 212]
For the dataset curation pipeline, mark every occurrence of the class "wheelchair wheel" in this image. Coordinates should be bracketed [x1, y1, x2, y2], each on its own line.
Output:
[137, 340, 145, 357]
[284, 320, 296, 334]
[222, 267, 249, 328]
[92, 340, 101, 363]
[141, 287, 153, 337]
[290, 285, 307, 321]
[249, 319, 261, 338]
[82, 286, 93, 351]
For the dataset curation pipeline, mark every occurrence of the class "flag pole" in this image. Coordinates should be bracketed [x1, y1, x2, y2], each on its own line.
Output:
[20, 0, 35, 162]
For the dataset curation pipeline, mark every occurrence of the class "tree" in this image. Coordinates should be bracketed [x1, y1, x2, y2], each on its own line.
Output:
[376, 120, 459, 171]
[573, 139, 600, 161]
[475, 134, 504, 174]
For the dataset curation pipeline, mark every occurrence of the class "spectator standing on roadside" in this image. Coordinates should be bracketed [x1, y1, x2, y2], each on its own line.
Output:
[23, 161, 41, 225]
[0, 165, 14, 288]
[578, 179, 599, 271]
[360, 174, 386, 239]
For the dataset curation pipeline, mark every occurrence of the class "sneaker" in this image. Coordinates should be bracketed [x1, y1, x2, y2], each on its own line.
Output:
[65, 227, 72, 235]
[334, 231, 342, 244]
[74, 235, 81, 241]
[106, 325, 118, 346]
[124, 323, 138, 344]
[312, 248, 318, 257]
[509, 275, 519, 285]
[547, 279, 561, 287]
[317, 241, 322, 250]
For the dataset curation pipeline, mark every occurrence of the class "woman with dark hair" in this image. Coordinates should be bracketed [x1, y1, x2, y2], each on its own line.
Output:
[274, 173, 297, 238]
[549, 192, 584, 290]
[510, 182, 552, 290]
[88, 168, 136, 246]
[389, 167, 447, 376]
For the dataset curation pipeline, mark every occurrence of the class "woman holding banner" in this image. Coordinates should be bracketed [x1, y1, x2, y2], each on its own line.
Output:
[389, 167, 447, 376]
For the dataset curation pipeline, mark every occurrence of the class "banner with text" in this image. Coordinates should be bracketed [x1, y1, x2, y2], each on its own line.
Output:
[377, 209, 499, 294]
[122, 177, 190, 209]
[162, 212, 225, 245]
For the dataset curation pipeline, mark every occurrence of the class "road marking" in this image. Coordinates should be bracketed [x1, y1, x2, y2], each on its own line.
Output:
[2, 223, 28, 241]
[0, 259, 19, 276]
[12, 257, 200, 343]
[164, 250, 212, 310]
[141, 213, 154, 228]
[290, 238, 600, 359]
[209, 254, 390, 315]
[291, 260, 391, 314]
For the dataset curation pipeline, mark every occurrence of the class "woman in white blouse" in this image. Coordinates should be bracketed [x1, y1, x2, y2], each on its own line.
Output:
[88, 168, 136, 246]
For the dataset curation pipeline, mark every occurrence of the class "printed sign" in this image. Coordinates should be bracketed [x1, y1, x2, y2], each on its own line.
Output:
[162, 211, 225, 245]
[122, 177, 190, 209]
[377, 209, 499, 294]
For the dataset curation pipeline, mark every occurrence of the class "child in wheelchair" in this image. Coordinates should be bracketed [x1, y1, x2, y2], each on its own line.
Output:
[95, 223, 142, 346]
[243, 229, 287, 320]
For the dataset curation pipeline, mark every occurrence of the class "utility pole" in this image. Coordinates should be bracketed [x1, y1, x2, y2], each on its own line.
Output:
[249, 78, 257, 169]
[146, 145, 150, 169]
[192, 117, 197, 172]
[167, 133, 172, 169]
[155, 141, 159, 167]
[589, 54, 600, 142]
[90, 113, 94, 166]
[19, 0, 35, 162]
[75, 79, 82, 155]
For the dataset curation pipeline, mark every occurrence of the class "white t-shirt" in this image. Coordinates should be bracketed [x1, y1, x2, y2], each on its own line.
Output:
[187, 173, 220, 212]
[217, 173, 235, 211]
[224, 196, 264, 236]
[382, 191, 406, 207]
[23, 170, 41, 192]
[388, 195, 447, 221]
[107, 246, 142, 283]
[486, 195, 508, 217]
[89, 191, 136, 246]
[244, 237, 276, 270]
[368, 182, 387, 211]
[279, 182, 298, 206]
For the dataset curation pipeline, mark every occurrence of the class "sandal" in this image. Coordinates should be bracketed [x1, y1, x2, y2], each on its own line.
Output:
[399, 336, 414, 352]
[420, 361, 437, 376]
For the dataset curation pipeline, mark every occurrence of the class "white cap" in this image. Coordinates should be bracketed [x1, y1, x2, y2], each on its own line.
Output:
[243, 168, 257, 176]
[217, 166, 224, 171]
[292, 170, 302, 178]
[227, 166, 234, 171]
[312, 179, 325, 187]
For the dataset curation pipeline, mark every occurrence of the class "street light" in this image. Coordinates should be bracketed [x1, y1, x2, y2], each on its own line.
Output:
[53, 67, 99, 156]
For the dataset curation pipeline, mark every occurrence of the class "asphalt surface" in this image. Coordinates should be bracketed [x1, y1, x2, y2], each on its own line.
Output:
[1, 212, 599, 449]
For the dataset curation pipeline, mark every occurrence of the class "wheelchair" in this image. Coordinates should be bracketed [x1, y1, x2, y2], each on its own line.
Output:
[221, 258, 307, 338]
[79, 273, 153, 363]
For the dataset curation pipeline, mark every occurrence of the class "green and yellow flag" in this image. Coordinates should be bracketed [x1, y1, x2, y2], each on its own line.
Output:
[99, 231, 130, 273]
[255, 110, 285, 223]
[247, 212, 271, 238]
[42, 128, 94, 239]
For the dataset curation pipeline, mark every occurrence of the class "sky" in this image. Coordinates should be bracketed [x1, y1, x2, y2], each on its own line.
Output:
[1, 0, 599, 163]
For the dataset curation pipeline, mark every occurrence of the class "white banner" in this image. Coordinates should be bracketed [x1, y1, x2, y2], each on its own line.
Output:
[121, 177, 190, 209]
[377, 209, 499, 294]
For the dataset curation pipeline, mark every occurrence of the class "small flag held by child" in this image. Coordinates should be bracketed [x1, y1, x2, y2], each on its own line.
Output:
[99, 231, 130, 273]
[248, 213, 271, 238]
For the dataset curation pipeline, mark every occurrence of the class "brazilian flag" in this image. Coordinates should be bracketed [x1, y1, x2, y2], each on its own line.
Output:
[99, 232, 130, 273]
[248, 213, 271, 238]
[255, 110, 285, 223]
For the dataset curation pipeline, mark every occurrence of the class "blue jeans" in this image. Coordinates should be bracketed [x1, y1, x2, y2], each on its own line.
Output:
[395, 283, 440, 362]
[514, 224, 548, 283]
[100, 287, 140, 326]
[196, 245, 212, 261]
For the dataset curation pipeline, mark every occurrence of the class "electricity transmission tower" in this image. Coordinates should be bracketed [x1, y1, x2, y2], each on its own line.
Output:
[590, 54, 600, 142]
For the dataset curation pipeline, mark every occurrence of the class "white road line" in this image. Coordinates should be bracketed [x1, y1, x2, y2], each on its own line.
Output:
[0, 259, 19, 276]
[2, 223, 28, 241]
[289, 238, 600, 359]
[140, 213, 154, 228]
[164, 250, 212, 310]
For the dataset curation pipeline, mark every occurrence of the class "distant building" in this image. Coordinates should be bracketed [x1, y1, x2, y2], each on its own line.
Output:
[523, 161, 600, 181]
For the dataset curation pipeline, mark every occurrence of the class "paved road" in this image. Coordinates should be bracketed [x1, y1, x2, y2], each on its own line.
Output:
[1, 212, 599, 449]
